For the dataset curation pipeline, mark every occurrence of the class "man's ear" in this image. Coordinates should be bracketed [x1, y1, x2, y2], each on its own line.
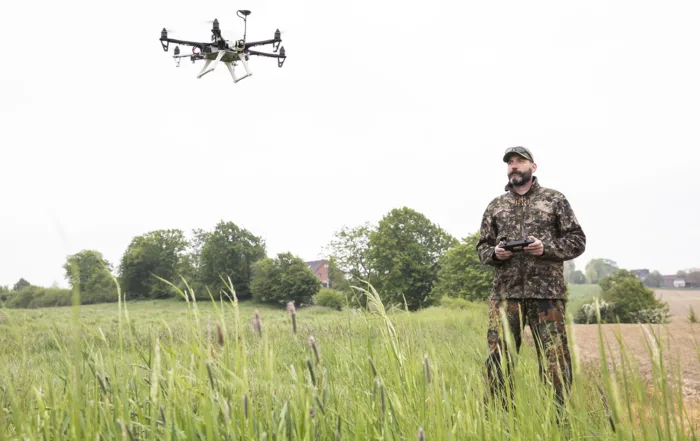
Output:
[532, 162, 538, 173]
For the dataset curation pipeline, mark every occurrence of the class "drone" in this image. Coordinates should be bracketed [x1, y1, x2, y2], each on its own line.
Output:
[159, 10, 286, 83]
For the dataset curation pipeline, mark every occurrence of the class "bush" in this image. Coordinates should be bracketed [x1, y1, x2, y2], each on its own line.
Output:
[574, 298, 616, 324]
[5, 286, 73, 309]
[575, 269, 670, 324]
[251, 252, 321, 306]
[313, 288, 346, 310]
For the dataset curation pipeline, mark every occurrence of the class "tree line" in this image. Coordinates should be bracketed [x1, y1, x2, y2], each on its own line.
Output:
[1, 205, 696, 311]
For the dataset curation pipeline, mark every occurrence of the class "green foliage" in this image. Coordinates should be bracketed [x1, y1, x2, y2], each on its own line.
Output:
[327, 222, 376, 283]
[368, 207, 458, 311]
[199, 221, 266, 300]
[118, 229, 189, 299]
[570, 270, 587, 284]
[4, 286, 73, 309]
[12, 278, 31, 292]
[564, 260, 576, 283]
[250, 252, 321, 306]
[438, 296, 481, 310]
[643, 270, 664, 288]
[0, 285, 693, 440]
[599, 269, 670, 323]
[63, 250, 116, 303]
[585, 258, 618, 284]
[573, 298, 616, 324]
[327, 257, 352, 293]
[313, 288, 346, 310]
[689, 306, 697, 324]
[432, 232, 493, 302]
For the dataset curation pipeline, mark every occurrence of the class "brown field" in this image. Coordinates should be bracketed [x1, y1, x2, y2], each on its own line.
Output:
[568, 289, 700, 401]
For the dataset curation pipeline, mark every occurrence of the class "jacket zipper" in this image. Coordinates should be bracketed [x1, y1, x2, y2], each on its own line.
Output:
[520, 198, 525, 298]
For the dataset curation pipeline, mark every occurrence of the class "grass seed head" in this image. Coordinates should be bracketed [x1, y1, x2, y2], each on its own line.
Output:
[252, 311, 262, 336]
[216, 323, 225, 346]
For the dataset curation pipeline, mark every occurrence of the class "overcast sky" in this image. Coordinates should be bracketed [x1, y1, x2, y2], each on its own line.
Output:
[1, 0, 698, 289]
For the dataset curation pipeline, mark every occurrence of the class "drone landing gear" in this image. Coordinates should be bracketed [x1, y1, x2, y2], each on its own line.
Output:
[197, 50, 225, 78]
[226, 57, 252, 83]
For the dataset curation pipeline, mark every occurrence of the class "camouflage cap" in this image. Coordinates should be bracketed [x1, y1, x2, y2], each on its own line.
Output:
[503, 146, 534, 163]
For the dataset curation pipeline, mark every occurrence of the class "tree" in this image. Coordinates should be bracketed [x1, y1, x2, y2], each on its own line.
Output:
[570, 270, 587, 284]
[564, 260, 576, 283]
[118, 229, 189, 299]
[585, 258, 618, 284]
[63, 250, 116, 303]
[644, 270, 664, 288]
[12, 278, 31, 292]
[327, 222, 376, 283]
[199, 221, 266, 300]
[432, 232, 494, 302]
[368, 207, 458, 310]
[250, 252, 321, 306]
[599, 269, 669, 323]
[686, 271, 700, 286]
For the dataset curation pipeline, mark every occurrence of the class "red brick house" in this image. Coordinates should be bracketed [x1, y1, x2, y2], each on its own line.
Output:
[306, 259, 329, 288]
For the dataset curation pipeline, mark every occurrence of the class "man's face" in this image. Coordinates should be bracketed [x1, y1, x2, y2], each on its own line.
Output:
[506, 154, 537, 186]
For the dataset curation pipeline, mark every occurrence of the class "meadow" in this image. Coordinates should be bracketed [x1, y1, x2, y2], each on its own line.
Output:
[1, 282, 698, 440]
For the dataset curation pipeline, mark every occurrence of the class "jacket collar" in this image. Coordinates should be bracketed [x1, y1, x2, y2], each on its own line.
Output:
[504, 175, 540, 197]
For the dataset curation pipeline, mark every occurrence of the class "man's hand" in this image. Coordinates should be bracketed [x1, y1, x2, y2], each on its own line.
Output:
[524, 236, 544, 256]
[494, 243, 513, 260]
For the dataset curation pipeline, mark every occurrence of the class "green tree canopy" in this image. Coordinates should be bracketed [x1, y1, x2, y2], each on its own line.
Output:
[570, 270, 587, 284]
[118, 229, 188, 299]
[63, 250, 116, 303]
[250, 252, 321, 306]
[585, 258, 618, 284]
[644, 270, 664, 288]
[198, 221, 266, 300]
[368, 207, 458, 310]
[12, 278, 31, 292]
[327, 222, 376, 283]
[432, 232, 494, 302]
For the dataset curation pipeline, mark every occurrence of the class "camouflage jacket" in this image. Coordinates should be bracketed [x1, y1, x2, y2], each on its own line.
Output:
[476, 177, 586, 300]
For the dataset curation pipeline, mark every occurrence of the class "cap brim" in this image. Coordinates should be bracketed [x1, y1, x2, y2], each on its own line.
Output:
[503, 152, 533, 162]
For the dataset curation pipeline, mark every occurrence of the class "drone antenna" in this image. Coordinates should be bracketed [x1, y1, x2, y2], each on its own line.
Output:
[237, 10, 251, 42]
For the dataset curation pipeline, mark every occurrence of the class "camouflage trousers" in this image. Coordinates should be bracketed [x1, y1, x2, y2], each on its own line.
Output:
[484, 298, 573, 409]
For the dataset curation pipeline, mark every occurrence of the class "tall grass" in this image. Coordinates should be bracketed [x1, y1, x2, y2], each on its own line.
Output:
[0, 279, 698, 440]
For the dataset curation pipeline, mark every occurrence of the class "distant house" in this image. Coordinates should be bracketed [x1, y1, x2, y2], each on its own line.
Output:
[306, 259, 330, 288]
[662, 275, 686, 288]
[633, 269, 650, 281]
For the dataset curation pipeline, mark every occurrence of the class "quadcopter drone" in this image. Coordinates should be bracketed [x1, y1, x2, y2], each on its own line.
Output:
[159, 10, 286, 83]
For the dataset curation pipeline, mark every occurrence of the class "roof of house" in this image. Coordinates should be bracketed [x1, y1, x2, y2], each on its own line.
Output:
[305, 259, 327, 272]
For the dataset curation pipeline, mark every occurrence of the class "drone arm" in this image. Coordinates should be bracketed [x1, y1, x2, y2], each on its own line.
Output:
[244, 38, 280, 49]
[161, 38, 208, 50]
[248, 49, 286, 67]
[247, 49, 281, 58]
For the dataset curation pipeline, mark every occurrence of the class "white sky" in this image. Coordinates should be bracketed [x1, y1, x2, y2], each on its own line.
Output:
[1, 0, 698, 288]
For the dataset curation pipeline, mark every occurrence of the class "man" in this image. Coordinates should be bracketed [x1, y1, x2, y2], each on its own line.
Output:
[476, 146, 586, 410]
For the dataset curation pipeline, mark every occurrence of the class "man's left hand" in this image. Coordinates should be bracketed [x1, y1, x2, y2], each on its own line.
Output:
[525, 236, 544, 256]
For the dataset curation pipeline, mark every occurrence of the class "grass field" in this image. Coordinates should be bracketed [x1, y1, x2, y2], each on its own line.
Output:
[1, 283, 699, 440]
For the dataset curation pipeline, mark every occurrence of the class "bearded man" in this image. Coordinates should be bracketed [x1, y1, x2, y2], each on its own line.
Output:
[476, 146, 586, 410]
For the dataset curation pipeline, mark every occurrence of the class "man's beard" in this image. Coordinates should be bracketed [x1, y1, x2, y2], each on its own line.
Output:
[509, 169, 532, 187]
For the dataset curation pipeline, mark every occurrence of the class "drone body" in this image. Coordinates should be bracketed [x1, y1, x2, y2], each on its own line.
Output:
[160, 10, 286, 83]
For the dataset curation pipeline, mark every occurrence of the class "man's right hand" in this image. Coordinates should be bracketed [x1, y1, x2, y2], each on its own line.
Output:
[494, 244, 512, 261]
